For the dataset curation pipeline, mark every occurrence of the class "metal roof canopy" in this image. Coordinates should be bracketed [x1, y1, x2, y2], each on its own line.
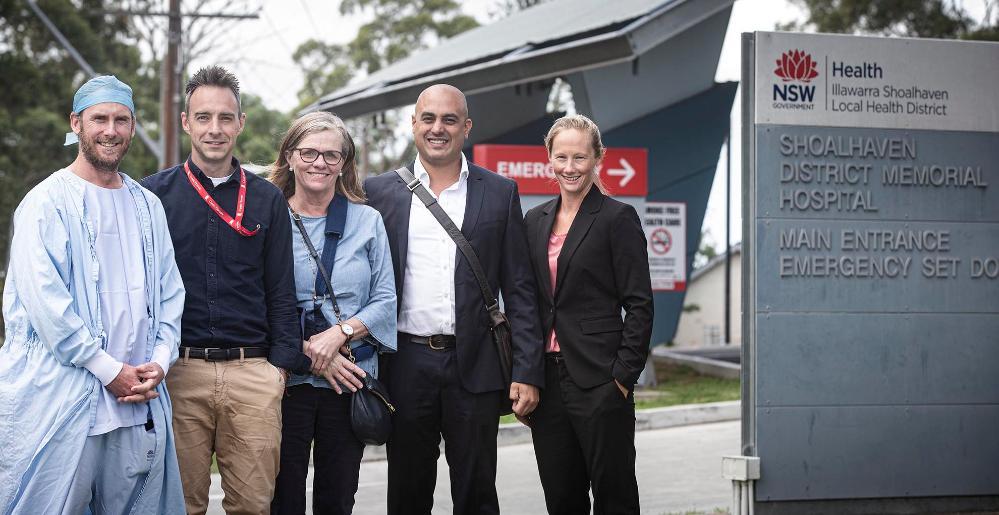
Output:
[308, 0, 735, 119]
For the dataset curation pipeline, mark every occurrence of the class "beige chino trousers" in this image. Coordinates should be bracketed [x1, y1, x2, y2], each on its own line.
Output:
[166, 354, 285, 515]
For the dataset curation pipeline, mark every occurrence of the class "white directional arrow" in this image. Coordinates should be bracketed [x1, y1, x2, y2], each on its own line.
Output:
[606, 158, 636, 187]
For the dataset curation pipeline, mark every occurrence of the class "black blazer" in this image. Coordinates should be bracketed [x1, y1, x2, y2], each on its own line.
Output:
[364, 163, 545, 393]
[524, 187, 654, 389]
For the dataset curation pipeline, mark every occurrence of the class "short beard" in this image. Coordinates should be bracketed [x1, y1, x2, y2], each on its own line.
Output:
[79, 132, 130, 173]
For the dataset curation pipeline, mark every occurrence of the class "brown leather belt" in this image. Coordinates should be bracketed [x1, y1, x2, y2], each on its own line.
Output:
[406, 334, 456, 350]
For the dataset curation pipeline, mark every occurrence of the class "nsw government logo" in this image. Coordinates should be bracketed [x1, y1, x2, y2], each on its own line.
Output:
[772, 49, 818, 110]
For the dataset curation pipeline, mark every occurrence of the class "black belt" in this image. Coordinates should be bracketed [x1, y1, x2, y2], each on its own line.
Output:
[180, 346, 268, 361]
[406, 334, 456, 350]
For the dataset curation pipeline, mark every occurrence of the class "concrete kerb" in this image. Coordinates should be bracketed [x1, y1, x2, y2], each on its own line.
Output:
[360, 400, 741, 462]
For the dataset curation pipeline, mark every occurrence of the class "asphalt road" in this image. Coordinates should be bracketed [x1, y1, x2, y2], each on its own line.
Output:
[208, 420, 739, 514]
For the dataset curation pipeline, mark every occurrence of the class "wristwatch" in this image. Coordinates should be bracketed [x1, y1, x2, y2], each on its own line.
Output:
[338, 322, 354, 341]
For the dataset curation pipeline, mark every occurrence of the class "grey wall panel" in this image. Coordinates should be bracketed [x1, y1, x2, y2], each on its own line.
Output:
[755, 219, 999, 313]
[755, 405, 999, 500]
[748, 33, 999, 508]
[466, 84, 555, 145]
[756, 313, 999, 406]
[755, 126, 999, 223]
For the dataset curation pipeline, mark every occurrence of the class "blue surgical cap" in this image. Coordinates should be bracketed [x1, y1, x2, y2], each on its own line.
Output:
[64, 75, 136, 146]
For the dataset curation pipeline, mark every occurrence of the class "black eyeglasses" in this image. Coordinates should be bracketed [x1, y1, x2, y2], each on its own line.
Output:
[293, 147, 344, 166]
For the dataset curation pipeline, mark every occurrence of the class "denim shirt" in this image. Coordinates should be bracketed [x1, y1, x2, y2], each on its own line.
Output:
[0, 169, 186, 513]
[287, 201, 397, 389]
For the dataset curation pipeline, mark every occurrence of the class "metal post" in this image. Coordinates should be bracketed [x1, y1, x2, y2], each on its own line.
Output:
[724, 120, 732, 344]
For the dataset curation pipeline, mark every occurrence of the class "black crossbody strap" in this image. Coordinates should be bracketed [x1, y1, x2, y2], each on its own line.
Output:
[289, 207, 344, 324]
[394, 167, 504, 326]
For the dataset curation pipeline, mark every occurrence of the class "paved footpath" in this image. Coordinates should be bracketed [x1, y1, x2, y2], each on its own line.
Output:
[208, 420, 739, 514]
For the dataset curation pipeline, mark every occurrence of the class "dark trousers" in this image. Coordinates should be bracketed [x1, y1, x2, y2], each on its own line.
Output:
[271, 383, 365, 515]
[385, 338, 503, 515]
[530, 355, 640, 515]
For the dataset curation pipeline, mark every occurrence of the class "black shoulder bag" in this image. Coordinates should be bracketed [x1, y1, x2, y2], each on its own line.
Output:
[393, 167, 515, 415]
[290, 205, 396, 445]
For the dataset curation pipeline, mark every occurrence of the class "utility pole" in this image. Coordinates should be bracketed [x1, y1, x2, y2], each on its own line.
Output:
[160, 0, 182, 169]
[102, 5, 259, 171]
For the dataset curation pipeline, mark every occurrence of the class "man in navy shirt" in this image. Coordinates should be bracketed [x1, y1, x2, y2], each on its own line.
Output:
[142, 65, 310, 515]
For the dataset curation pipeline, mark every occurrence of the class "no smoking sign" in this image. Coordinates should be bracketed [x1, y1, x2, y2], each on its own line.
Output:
[650, 228, 672, 255]
[644, 202, 686, 292]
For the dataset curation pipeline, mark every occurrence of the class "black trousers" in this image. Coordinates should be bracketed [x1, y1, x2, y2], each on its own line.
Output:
[530, 355, 640, 515]
[271, 383, 365, 515]
[385, 338, 503, 515]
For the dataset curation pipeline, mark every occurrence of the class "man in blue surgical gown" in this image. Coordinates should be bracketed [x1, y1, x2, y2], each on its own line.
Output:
[0, 76, 186, 514]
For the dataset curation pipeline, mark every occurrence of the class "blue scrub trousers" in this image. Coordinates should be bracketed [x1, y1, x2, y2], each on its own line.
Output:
[65, 423, 157, 515]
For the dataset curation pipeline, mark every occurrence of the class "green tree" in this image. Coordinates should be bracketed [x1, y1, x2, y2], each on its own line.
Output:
[780, 0, 998, 41]
[292, 0, 480, 175]
[0, 0, 159, 269]
[694, 229, 719, 270]
[339, 0, 479, 75]
[292, 40, 354, 110]
[488, 0, 548, 19]
[233, 93, 292, 167]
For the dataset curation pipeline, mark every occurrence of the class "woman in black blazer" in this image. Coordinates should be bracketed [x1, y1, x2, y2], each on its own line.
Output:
[524, 115, 654, 514]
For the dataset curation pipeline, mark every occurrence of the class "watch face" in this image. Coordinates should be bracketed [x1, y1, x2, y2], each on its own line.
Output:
[340, 323, 354, 336]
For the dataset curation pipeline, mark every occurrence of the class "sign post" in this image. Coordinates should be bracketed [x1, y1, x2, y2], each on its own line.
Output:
[744, 32, 999, 513]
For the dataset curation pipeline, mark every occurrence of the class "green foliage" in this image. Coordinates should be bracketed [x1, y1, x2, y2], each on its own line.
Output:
[292, 40, 354, 110]
[0, 0, 160, 265]
[682, 304, 701, 313]
[338, 0, 478, 74]
[781, 0, 998, 41]
[488, 0, 548, 19]
[694, 228, 718, 269]
[639, 364, 740, 410]
[234, 93, 291, 167]
[292, 0, 480, 175]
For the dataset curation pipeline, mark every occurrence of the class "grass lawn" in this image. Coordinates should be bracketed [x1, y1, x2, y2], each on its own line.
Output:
[636, 362, 741, 410]
[500, 363, 741, 424]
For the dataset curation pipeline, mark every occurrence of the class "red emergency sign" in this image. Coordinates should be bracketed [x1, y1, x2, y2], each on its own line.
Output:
[472, 144, 648, 196]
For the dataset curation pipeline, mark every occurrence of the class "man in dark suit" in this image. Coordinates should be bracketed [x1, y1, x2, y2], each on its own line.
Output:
[364, 84, 544, 514]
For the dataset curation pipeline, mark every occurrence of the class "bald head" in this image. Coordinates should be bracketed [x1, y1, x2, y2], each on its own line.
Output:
[412, 84, 472, 172]
[415, 84, 468, 119]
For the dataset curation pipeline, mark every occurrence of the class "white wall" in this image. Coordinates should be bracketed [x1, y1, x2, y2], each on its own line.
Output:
[673, 252, 741, 347]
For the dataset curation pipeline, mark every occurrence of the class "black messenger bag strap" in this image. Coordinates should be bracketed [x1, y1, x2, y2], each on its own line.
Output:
[289, 207, 344, 324]
[392, 167, 507, 330]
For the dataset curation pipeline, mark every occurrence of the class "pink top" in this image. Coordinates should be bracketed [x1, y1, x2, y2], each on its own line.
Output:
[547, 231, 567, 353]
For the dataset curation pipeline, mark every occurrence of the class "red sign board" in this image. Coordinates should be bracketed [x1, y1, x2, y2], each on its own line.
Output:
[473, 144, 648, 196]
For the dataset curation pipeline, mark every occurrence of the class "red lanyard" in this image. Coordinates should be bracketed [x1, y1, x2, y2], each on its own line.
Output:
[184, 161, 260, 237]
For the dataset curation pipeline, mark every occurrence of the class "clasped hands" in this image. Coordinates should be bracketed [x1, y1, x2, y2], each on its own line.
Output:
[108, 362, 164, 403]
[303, 326, 366, 395]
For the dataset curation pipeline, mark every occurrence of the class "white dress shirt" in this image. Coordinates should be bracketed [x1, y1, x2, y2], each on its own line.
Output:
[397, 154, 470, 336]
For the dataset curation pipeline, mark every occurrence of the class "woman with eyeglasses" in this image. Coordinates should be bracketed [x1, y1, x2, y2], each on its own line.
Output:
[269, 112, 396, 515]
[523, 114, 653, 514]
